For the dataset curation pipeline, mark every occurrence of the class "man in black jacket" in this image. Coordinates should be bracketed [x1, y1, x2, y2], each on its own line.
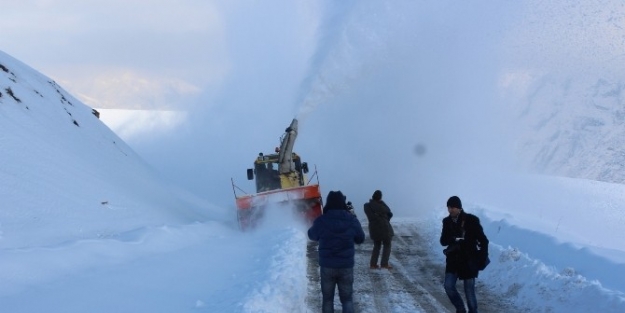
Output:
[364, 190, 395, 269]
[440, 196, 489, 313]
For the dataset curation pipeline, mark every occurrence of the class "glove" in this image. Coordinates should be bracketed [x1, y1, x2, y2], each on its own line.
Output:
[443, 244, 461, 256]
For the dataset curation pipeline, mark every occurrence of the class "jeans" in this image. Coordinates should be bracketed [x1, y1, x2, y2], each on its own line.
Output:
[370, 238, 392, 266]
[320, 267, 354, 313]
[444, 272, 478, 313]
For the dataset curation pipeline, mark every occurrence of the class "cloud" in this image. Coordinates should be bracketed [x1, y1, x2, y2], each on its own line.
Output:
[98, 109, 188, 142]
[3, 0, 221, 34]
[1, 1, 228, 110]
[55, 67, 203, 110]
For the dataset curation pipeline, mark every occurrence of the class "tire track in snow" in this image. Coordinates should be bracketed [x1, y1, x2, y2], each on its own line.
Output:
[391, 227, 451, 312]
[305, 241, 322, 312]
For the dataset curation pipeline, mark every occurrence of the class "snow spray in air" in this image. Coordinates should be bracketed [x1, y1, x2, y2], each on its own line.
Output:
[294, 0, 396, 120]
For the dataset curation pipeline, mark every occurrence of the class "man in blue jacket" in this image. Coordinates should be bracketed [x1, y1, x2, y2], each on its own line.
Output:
[308, 190, 365, 313]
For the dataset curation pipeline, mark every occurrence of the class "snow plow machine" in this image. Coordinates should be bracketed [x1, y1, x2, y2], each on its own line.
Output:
[231, 118, 323, 230]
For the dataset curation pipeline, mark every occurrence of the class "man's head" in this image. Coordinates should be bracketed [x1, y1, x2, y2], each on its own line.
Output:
[446, 196, 462, 217]
[372, 190, 382, 201]
[325, 190, 347, 211]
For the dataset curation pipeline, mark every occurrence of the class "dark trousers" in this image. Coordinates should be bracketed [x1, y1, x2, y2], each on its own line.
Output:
[370, 238, 392, 266]
[320, 267, 354, 313]
[444, 272, 478, 313]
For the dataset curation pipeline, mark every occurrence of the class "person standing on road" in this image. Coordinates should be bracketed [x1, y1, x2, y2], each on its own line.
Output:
[364, 190, 395, 269]
[308, 190, 365, 313]
[440, 195, 489, 313]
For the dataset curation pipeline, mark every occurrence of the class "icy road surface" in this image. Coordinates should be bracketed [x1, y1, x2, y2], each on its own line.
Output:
[306, 220, 525, 313]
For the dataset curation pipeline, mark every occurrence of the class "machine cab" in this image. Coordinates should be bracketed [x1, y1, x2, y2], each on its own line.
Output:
[247, 152, 309, 193]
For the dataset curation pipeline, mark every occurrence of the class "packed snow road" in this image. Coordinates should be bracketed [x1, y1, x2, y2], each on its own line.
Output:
[305, 220, 525, 313]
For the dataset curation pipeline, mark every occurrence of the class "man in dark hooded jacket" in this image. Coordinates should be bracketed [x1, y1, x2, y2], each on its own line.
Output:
[308, 190, 365, 313]
[440, 195, 489, 313]
[364, 190, 395, 269]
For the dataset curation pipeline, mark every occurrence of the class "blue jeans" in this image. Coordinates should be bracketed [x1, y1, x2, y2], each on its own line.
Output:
[320, 267, 354, 313]
[444, 272, 477, 313]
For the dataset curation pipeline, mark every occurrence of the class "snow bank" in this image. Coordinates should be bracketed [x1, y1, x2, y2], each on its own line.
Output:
[242, 227, 308, 313]
[418, 207, 625, 313]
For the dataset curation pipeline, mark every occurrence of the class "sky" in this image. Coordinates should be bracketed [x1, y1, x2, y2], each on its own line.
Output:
[1, 50, 624, 312]
[2, 0, 625, 311]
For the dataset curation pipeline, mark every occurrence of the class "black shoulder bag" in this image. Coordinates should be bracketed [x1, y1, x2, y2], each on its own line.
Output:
[462, 217, 490, 271]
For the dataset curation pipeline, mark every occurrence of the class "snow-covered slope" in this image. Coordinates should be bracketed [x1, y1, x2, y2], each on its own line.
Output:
[0, 50, 213, 250]
[511, 75, 625, 183]
[502, 1, 625, 183]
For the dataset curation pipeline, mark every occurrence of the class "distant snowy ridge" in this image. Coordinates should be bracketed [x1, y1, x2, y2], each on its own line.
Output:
[497, 1, 625, 184]
[513, 75, 625, 184]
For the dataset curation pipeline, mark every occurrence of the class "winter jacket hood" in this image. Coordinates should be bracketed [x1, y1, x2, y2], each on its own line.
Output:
[322, 190, 348, 214]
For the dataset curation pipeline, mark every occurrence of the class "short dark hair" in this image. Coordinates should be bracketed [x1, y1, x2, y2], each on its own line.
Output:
[446, 196, 462, 209]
